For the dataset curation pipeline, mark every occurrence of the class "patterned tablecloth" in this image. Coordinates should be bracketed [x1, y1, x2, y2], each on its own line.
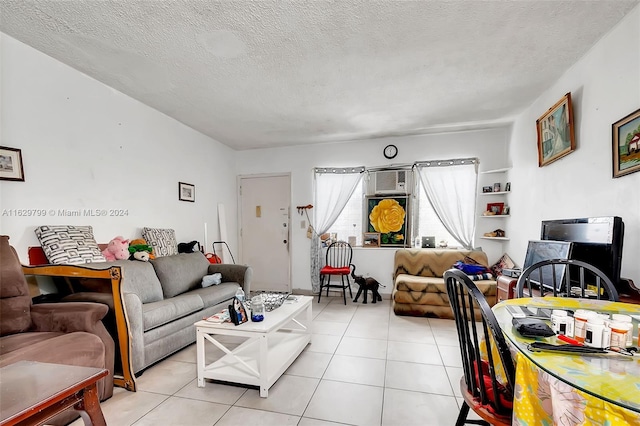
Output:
[492, 297, 640, 426]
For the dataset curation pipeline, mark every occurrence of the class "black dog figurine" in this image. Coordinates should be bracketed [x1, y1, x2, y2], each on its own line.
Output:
[350, 265, 383, 304]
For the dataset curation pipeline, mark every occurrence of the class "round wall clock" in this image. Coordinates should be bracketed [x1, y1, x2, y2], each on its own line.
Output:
[383, 144, 398, 159]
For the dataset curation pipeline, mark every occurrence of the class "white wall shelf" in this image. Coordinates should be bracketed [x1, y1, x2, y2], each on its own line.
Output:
[480, 237, 510, 241]
[480, 191, 511, 196]
[480, 167, 511, 174]
[479, 215, 511, 218]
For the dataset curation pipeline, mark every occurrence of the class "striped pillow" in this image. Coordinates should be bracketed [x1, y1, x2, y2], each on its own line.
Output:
[34, 225, 106, 264]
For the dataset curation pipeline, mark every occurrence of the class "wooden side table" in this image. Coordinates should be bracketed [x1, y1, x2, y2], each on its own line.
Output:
[497, 275, 517, 302]
[0, 361, 107, 426]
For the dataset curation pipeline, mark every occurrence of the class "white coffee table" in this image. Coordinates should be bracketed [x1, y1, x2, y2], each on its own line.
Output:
[195, 295, 312, 397]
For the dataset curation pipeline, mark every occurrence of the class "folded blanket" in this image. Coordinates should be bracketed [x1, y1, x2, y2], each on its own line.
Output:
[453, 260, 490, 275]
[468, 273, 494, 281]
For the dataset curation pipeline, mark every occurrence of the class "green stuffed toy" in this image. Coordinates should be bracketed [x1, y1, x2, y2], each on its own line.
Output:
[128, 244, 153, 262]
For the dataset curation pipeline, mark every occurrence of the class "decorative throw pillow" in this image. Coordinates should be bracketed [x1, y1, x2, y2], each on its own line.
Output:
[490, 253, 516, 277]
[34, 225, 106, 264]
[141, 227, 178, 257]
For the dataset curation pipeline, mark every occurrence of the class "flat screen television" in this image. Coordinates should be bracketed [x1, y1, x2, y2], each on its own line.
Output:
[540, 216, 624, 286]
[522, 240, 573, 288]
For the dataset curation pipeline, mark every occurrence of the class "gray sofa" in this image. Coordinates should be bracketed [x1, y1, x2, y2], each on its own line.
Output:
[76, 252, 252, 380]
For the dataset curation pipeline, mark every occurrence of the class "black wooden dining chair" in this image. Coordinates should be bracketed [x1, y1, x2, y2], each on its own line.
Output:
[318, 240, 353, 305]
[516, 259, 619, 301]
[444, 269, 516, 426]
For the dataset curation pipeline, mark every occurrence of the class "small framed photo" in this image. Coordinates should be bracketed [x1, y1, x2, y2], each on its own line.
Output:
[493, 182, 501, 192]
[0, 146, 25, 181]
[482, 186, 493, 193]
[230, 297, 248, 325]
[178, 182, 195, 202]
[503, 206, 511, 215]
[363, 232, 381, 248]
[612, 107, 640, 178]
[487, 202, 505, 215]
[505, 182, 511, 192]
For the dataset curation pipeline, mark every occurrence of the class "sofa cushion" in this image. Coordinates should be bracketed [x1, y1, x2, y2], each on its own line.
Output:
[142, 293, 204, 332]
[0, 236, 32, 336]
[34, 225, 105, 264]
[0, 331, 105, 369]
[142, 227, 178, 257]
[188, 282, 239, 308]
[151, 252, 210, 298]
[84, 260, 164, 304]
[393, 249, 489, 279]
[394, 274, 497, 296]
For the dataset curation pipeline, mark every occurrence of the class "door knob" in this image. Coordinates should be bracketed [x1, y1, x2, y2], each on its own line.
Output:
[283, 239, 287, 244]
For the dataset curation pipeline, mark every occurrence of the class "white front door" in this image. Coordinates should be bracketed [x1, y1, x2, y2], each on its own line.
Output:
[239, 175, 291, 293]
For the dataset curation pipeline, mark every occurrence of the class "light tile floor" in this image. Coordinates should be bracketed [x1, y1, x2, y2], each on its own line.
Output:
[72, 297, 483, 426]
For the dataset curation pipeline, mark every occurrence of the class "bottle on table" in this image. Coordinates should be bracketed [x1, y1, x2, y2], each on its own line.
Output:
[251, 294, 265, 322]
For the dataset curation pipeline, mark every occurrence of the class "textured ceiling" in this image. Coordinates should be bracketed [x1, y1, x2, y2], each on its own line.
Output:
[1, 1, 638, 150]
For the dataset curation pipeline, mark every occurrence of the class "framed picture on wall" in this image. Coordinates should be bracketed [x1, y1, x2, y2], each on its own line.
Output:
[612, 107, 640, 178]
[178, 182, 195, 202]
[366, 196, 409, 247]
[536, 93, 576, 167]
[0, 146, 25, 181]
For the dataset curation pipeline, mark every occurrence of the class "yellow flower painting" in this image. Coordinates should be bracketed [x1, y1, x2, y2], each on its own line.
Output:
[367, 196, 409, 246]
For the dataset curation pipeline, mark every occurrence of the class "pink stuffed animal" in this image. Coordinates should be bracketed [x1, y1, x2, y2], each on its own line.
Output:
[102, 236, 130, 261]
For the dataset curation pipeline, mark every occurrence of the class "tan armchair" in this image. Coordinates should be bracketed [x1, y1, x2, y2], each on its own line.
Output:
[0, 235, 114, 425]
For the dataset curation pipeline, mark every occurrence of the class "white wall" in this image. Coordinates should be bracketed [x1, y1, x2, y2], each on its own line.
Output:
[506, 7, 640, 282]
[0, 34, 239, 261]
[236, 128, 510, 293]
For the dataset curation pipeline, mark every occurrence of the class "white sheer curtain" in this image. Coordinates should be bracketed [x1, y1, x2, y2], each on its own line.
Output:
[415, 159, 478, 249]
[311, 168, 364, 293]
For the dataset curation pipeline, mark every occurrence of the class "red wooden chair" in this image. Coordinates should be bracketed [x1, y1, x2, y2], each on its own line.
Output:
[318, 241, 353, 305]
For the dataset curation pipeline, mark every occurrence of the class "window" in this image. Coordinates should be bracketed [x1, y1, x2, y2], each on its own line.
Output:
[327, 170, 458, 248]
[327, 179, 364, 245]
[415, 182, 458, 248]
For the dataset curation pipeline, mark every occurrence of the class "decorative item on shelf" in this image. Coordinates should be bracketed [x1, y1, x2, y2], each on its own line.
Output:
[438, 240, 448, 248]
[482, 186, 493, 193]
[486, 202, 505, 215]
[483, 210, 496, 216]
[484, 229, 505, 238]
[363, 232, 380, 247]
[612, 107, 640, 178]
[493, 182, 501, 192]
[505, 182, 511, 192]
[503, 206, 511, 215]
[0, 146, 25, 182]
[536, 92, 576, 167]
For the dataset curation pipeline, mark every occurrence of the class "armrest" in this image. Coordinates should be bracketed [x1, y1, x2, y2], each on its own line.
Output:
[207, 264, 253, 294]
[30, 302, 108, 334]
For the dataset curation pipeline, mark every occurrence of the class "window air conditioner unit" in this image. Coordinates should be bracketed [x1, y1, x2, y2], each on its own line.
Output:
[374, 170, 407, 194]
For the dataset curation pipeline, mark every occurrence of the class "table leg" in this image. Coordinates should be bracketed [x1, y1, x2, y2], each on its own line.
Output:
[75, 383, 106, 426]
[259, 334, 268, 397]
[196, 328, 206, 387]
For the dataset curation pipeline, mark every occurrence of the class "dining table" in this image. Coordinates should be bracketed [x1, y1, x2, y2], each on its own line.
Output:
[492, 297, 640, 426]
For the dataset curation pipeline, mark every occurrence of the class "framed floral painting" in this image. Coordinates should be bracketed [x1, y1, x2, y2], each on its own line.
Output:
[366, 196, 409, 247]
